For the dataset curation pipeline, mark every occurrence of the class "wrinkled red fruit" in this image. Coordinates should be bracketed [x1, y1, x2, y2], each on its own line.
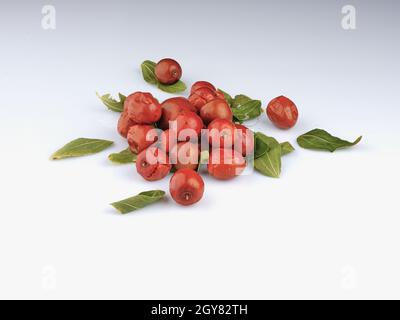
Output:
[117, 111, 137, 138]
[155, 58, 182, 85]
[136, 147, 171, 181]
[190, 81, 216, 94]
[169, 169, 204, 206]
[127, 124, 158, 153]
[175, 111, 204, 141]
[208, 119, 236, 149]
[266, 96, 299, 129]
[234, 124, 255, 157]
[158, 97, 197, 130]
[188, 87, 221, 112]
[200, 98, 233, 125]
[169, 142, 199, 171]
[208, 148, 246, 180]
[125, 92, 162, 124]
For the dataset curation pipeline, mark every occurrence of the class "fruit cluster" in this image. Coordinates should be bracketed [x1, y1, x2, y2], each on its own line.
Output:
[117, 58, 299, 206]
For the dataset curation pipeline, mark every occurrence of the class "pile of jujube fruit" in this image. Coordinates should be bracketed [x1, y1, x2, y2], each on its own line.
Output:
[117, 58, 298, 206]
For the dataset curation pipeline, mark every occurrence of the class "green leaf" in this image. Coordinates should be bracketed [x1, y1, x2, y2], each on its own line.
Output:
[158, 80, 187, 93]
[297, 129, 362, 152]
[111, 190, 166, 214]
[254, 135, 270, 159]
[218, 89, 234, 106]
[254, 133, 281, 178]
[232, 95, 252, 108]
[108, 148, 137, 164]
[141, 60, 158, 85]
[280, 142, 295, 156]
[51, 138, 114, 160]
[96, 92, 126, 113]
[232, 100, 263, 122]
[197, 150, 210, 172]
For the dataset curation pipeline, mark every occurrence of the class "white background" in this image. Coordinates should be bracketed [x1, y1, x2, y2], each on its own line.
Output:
[0, 0, 399, 299]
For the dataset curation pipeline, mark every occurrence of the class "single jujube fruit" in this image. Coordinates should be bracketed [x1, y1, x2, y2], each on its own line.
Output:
[266, 96, 298, 129]
[117, 111, 137, 138]
[169, 169, 204, 206]
[136, 147, 171, 181]
[155, 58, 182, 85]
[208, 148, 246, 180]
[127, 124, 158, 154]
[175, 111, 204, 141]
[125, 92, 161, 125]
[200, 98, 233, 125]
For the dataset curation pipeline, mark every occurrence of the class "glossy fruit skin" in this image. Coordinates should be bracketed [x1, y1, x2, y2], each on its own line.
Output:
[169, 142, 199, 171]
[200, 98, 233, 125]
[266, 96, 298, 129]
[208, 119, 236, 149]
[188, 87, 221, 112]
[175, 111, 204, 141]
[125, 92, 162, 124]
[136, 147, 171, 181]
[208, 148, 246, 180]
[169, 169, 204, 206]
[234, 124, 255, 157]
[127, 124, 158, 153]
[117, 111, 137, 138]
[190, 81, 216, 94]
[158, 97, 197, 130]
[155, 58, 182, 85]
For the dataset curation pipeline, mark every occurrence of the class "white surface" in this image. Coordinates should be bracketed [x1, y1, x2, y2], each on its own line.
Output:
[0, 0, 399, 299]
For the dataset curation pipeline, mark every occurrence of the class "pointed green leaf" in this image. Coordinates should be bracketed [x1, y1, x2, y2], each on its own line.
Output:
[141, 60, 158, 85]
[254, 133, 281, 178]
[232, 99, 263, 122]
[111, 190, 166, 214]
[158, 80, 187, 93]
[297, 129, 362, 152]
[96, 92, 126, 113]
[280, 142, 295, 156]
[51, 138, 114, 160]
[232, 95, 252, 108]
[218, 89, 234, 106]
[108, 148, 137, 164]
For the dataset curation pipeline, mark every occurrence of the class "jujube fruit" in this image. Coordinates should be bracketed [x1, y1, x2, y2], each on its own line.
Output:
[175, 111, 204, 141]
[266, 96, 298, 129]
[136, 147, 171, 181]
[125, 92, 162, 124]
[117, 111, 137, 138]
[169, 169, 204, 206]
[155, 58, 182, 85]
[208, 148, 246, 180]
[208, 119, 236, 149]
[127, 124, 158, 153]
[200, 98, 233, 125]
[158, 97, 196, 130]
[190, 81, 216, 94]
[188, 87, 221, 112]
